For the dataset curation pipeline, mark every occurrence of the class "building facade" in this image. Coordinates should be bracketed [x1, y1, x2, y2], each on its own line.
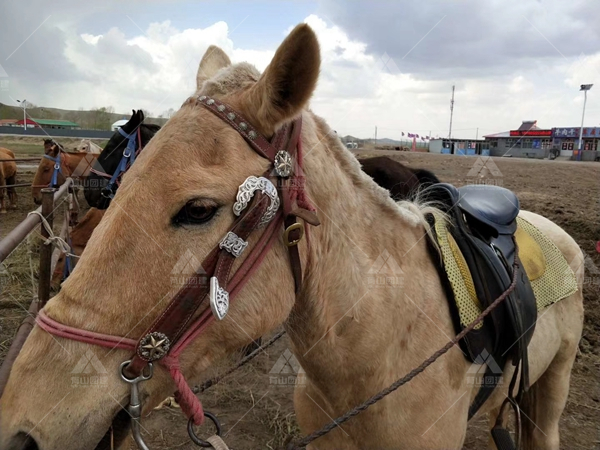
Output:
[483, 121, 600, 160]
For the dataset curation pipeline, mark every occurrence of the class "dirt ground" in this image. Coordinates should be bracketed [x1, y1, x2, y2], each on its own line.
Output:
[0, 152, 599, 449]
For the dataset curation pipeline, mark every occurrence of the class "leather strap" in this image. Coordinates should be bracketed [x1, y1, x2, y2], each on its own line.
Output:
[125, 192, 273, 377]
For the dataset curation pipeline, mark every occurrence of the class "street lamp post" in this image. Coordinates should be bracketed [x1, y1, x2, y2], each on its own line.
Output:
[577, 84, 593, 161]
[16, 99, 27, 131]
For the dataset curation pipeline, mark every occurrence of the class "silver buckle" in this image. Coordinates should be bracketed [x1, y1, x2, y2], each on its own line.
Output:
[233, 176, 280, 227]
[219, 231, 248, 257]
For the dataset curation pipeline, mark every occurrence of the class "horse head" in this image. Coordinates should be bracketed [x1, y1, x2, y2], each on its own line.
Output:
[32, 141, 65, 204]
[1, 24, 328, 450]
[84, 110, 160, 209]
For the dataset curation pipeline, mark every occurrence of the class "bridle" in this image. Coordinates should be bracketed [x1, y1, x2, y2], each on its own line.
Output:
[42, 148, 65, 188]
[89, 126, 143, 199]
[35, 94, 319, 448]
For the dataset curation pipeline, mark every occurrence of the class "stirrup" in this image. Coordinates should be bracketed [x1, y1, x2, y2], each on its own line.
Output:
[491, 397, 521, 450]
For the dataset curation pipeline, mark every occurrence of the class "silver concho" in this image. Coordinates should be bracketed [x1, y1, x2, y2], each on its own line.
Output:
[219, 231, 248, 257]
[206, 98, 215, 105]
[233, 176, 280, 227]
[138, 332, 170, 361]
[274, 150, 293, 177]
[210, 277, 229, 320]
[217, 104, 226, 112]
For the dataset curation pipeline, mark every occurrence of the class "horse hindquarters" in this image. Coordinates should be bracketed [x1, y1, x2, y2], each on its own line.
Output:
[509, 211, 584, 450]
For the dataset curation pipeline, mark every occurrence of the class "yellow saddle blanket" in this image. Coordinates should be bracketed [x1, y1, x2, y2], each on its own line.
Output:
[433, 215, 578, 329]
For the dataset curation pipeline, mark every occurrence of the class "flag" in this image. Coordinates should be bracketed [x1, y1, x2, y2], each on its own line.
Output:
[416, 134, 419, 138]
[421, 136, 424, 141]
[426, 135, 430, 140]
[401, 132, 404, 136]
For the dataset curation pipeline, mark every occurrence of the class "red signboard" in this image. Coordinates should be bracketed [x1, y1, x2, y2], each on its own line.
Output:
[509, 129, 552, 137]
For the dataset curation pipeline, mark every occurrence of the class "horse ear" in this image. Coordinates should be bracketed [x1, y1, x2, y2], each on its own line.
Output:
[244, 24, 320, 134]
[138, 110, 145, 122]
[50, 144, 60, 157]
[196, 46, 231, 89]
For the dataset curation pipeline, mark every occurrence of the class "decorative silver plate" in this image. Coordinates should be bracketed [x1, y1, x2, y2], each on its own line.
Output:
[274, 150, 293, 177]
[233, 176, 280, 227]
[138, 332, 170, 361]
[219, 231, 248, 257]
[210, 277, 229, 320]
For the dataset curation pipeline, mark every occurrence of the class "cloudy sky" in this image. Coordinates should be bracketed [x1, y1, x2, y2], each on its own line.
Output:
[1, 0, 599, 139]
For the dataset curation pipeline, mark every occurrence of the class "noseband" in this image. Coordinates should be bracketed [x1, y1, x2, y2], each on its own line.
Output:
[89, 126, 143, 198]
[36, 95, 319, 447]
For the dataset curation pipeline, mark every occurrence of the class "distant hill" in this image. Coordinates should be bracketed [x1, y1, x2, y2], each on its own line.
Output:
[340, 135, 405, 147]
[0, 102, 169, 131]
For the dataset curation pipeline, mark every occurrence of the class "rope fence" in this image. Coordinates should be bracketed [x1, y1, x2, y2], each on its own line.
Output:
[0, 183, 32, 189]
[0, 157, 43, 162]
[0, 178, 78, 397]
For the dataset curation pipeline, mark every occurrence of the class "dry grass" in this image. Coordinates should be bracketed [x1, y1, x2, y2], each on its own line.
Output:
[0, 234, 40, 361]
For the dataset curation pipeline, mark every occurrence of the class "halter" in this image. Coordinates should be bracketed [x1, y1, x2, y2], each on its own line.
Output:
[89, 126, 143, 198]
[43, 152, 64, 188]
[35, 95, 319, 448]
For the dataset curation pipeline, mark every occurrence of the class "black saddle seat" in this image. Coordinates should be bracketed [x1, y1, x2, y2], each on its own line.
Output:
[457, 185, 520, 235]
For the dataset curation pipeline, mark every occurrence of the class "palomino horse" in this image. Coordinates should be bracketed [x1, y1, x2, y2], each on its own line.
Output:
[31, 143, 98, 204]
[0, 25, 584, 450]
[0, 147, 18, 213]
[84, 110, 160, 209]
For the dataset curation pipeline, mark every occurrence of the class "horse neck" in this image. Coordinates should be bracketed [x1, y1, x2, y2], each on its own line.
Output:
[139, 126, 156, 149]
[286, 114, 434, 368]
[61, 152, 76, 176]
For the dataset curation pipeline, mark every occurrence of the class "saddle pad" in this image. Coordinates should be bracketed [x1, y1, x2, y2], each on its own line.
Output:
[432, 214, 578, 329]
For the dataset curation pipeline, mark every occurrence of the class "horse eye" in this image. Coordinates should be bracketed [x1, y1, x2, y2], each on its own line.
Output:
[172, 199, 219, 226]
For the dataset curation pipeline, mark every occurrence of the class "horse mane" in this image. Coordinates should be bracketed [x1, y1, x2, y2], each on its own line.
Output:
[141, 123, 161, 133]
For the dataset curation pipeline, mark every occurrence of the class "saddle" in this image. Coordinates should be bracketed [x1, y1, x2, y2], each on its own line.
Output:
[425, 184, 538, 417]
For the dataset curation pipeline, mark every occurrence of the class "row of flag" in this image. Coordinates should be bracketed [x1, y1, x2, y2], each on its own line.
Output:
[401, 132, 436, 141]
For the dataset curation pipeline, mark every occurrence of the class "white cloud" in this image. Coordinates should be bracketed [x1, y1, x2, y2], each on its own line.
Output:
[2, 11, 599, 139]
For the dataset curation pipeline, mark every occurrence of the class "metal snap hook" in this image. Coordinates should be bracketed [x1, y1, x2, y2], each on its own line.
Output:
[187, 411, 222, 447]
[119, 360, 154, 383]
[120, 360, 154, 450]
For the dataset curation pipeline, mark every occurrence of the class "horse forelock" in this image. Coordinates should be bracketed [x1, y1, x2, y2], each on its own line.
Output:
[197, 62, 261, 98]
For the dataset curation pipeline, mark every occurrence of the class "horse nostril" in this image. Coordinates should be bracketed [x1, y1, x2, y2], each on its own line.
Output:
[7, 432, 39, 450]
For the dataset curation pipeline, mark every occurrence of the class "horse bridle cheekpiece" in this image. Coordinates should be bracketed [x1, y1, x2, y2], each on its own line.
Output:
[35, 94, 319, 448]
[43, 152, 63, 188]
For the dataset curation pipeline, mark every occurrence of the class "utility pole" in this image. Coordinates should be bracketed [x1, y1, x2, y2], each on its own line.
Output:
[17, 99, 27, 131]
[475, 127, 479, 141]
[448, 85, 455, 140]
[577, 84, 593, 161]
[374, 126, 377, 144]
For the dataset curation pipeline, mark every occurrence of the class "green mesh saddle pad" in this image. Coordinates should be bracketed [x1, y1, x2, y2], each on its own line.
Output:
[432, 214, 578, 329]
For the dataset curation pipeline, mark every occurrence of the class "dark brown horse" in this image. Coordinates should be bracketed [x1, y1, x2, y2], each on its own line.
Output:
[358, 156, 439, 200]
